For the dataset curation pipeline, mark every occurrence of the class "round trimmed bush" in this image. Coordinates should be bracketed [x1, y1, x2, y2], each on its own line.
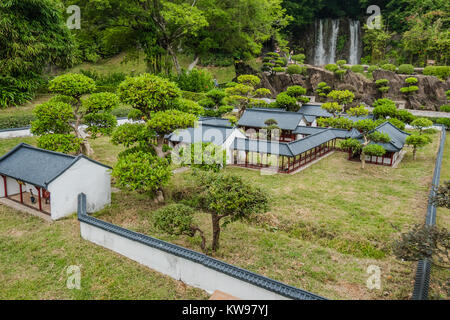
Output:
[397, 64, 415, 75]
[287, 64, 305, 75]
[381, 64, 397, 72]
[351, 65, 365, 73]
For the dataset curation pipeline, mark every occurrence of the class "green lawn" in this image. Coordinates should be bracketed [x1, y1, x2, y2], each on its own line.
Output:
[87, 131, 447, 300]
[0, 131, 447, 300]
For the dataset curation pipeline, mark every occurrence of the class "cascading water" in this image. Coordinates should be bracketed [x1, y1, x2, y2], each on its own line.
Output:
[328, 19, 339, 64]
[349, 20, 361, 65]
[313, 19, 340, 65]
[314, 20, 326, 66]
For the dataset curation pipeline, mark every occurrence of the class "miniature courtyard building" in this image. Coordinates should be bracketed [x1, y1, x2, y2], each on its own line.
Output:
[0, 143, 111, 220]
[166, 117, 246, 164]
[349, 122, 410, 166]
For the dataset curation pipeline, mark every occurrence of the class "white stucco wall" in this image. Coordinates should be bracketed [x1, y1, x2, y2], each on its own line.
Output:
[0, 128, 32, 139]
[48, 158, 111, 220]
[223, 129, 246, 164]
[80, 221, 290, 300]
[0, 176, 20, 197]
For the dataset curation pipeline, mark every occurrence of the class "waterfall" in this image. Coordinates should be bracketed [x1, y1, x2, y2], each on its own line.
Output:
[313, 19, 340, 65]
[349, 20, 360, 65]
[328, 19, 339, 64]
[314, 20, 326, 66]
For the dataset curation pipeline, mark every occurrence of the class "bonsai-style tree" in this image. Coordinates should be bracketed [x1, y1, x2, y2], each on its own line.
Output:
[31, 73, 119, 155]
[114, 74, 198, 158]
[411, 117, 433, 134]
[286, 86, 310, 105]
[275, 92, 298, 111]
[153, 204, 206, 252]
[316, 82, 332, 102]
[112, 151, 172, 197]
[347, 105, 370, 117]
[178, 142, 226, 172]
[263, 118, 280, 140]
[431, 180, 450, 209]
[321, 102, 343, 118]
[225, 75, 270, 118]
[375, 79, 390, 97]
[406, 134, 432, 160]
[292, 54, 306, 65]
[199, 89, 233, 117]
[341, 119, 391, 169]
[317, 117, 354, 130]
[191, 170, 269, 252]
[401, 77, 419, 107]
[372, 98, 398, 119]
[394, 224, 449, 269]
[327, 90, 355, 112]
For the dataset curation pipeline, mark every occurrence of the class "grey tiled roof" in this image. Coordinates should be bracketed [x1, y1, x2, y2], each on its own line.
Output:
[293, 126, 328, 135]
[238, 108, 304, 131]
[234, 129, 340, 157]
[167, 119, 235, 145]
[297, 105, 332, 118]
[356, 122, 411, 152]
[0, 143, 111, 188]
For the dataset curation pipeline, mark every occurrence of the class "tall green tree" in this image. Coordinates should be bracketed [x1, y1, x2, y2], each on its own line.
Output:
[0, 0, 76, 107]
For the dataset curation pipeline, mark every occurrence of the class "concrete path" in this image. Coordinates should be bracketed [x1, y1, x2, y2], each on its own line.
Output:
[0, 198, 53, 222]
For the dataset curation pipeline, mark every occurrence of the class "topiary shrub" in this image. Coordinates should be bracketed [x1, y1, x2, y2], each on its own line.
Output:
[423, 66, 450, 80]
[397, 64, 415, 75]
[275, 92, 299, 111]
[286, 64, 306, 75]
[381, 64, 397, 72]
[440, 105, 450, 113]
[325, 64, 339, 72]
[351, 65, 365, 73]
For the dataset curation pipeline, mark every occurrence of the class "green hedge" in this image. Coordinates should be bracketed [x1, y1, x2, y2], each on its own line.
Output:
[181, 90, 207, 102]
[423, 66, 450, 80]
[0, 114, 36, 130]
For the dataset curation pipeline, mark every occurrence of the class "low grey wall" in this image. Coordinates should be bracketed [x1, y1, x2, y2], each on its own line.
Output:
[77, 194, 325, 300]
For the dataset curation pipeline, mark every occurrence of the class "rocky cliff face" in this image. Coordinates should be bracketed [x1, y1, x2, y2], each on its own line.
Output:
[235, 62, 449, 110]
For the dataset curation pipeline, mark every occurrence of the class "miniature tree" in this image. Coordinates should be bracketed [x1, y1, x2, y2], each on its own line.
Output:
[347, 105, 370, 117]
[292, 54, 306, 65]
[375, 79, 390, 97]
[431, 180, 450, 209]
[112, 151, 172, 196]
[411, 117, 433, 134]
[154, 204, 206, 252]
[225, 75, 270, 118]
[406, 134, 432, 160]
[326, 90, 355, 112]
[372, 98, 398, 119]
[263, 118, 280, 140]
[31, 73, 119, 155]
[321, 102, 343, 117]
[286, 86, 310, 105]
[262, 52, 285, 74]
[275, 92, 299, 111]
[114, 74, 198, 159]
[341, 119, 391, 169]
[199, 89, 233, 117]
[401, 77, 419, 106]
[394, 224, 449, 269]
[191, 170, 268, 252]
[316, 82, 332, 102]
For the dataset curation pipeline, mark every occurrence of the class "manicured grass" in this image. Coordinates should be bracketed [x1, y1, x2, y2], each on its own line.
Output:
[0, 206, 208, 300]
[89, 132, 447, 300]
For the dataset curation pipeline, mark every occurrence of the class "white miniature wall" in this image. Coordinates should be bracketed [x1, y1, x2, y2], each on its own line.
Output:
[48, 158, 110, 220]
[80, 221, 291, 300]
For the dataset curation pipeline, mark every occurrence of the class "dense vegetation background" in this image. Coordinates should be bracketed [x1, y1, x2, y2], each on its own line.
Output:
[0, 0, 449, 107]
